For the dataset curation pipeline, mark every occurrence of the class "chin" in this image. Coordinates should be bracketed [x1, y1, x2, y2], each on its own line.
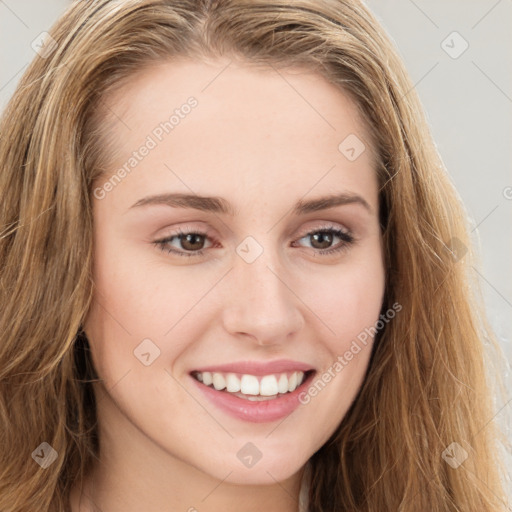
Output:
[199, 453, 307, 485]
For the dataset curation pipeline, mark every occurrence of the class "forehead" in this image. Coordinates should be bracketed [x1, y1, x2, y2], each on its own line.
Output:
[95, 57, 379, 211]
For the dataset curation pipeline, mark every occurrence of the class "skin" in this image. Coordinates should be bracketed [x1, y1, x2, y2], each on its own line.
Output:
[70, 55, 386, 512]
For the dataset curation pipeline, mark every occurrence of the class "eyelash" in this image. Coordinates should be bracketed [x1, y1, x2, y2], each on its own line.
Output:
[153, 225, 355, 259]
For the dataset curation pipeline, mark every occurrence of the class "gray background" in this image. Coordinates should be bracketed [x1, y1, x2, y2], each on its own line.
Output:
[1, 0, 510, 498]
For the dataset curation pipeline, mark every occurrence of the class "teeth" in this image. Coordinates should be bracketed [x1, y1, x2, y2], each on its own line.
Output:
[226, 373, 241, 392]
[212, 373, 226, 391]
[246, 394, 279, 401]
[260, 375, 278, 396]
[240, 375, 259, 395]
[277, 373, 289, 394]
[193, 370, 308, 397]
[288, 372, 297, 392]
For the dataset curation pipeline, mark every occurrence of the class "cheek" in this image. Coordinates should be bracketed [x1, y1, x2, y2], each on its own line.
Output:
[294, 248, 385, 417]
[83, 231, 216, 381]
[305, 250, 385, 347]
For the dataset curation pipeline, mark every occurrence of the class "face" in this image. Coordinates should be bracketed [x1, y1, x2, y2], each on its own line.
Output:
[84, 56, 385, 486]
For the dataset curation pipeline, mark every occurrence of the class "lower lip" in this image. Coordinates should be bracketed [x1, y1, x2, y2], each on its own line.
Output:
[190, 372, 315, 423]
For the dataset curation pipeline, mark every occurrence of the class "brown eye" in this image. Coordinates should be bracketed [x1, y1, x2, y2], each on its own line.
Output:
[293, 227, 355, 255]
[153, 229, 213, 258]
[179, 233, 206, 251]
[309, 231, 335, 250]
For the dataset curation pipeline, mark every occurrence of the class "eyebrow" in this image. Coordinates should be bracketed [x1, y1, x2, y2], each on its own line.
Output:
[129, 192, 373, 216]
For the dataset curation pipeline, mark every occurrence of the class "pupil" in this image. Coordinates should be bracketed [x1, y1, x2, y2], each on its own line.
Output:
[312, 232, 332, 249]
[182, 233, 204, 251]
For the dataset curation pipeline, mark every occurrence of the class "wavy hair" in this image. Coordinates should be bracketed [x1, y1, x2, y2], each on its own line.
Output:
[0, 0, 508, 510]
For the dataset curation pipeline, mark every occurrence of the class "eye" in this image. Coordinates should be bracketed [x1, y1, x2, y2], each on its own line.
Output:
[153, 224, 355, 258]
[292, 226, 355, 255]
[153, 228, 214, 258]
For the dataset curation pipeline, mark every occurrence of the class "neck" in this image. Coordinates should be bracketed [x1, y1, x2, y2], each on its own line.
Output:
[71, 463, 307, 512]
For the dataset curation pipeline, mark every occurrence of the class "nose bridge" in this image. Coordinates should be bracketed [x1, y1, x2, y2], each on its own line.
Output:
[221, 238, 304, 344]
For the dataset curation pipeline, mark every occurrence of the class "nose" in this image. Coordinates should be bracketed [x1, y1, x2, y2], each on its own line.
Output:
[221, 248, 305, 346]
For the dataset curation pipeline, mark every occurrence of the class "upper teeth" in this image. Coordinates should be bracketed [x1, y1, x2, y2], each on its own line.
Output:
[194, 371, 306, 396]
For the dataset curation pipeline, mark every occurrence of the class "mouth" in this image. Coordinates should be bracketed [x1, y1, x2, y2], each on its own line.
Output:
[190, 369, 315, 401]
[188, 361, 316, 423]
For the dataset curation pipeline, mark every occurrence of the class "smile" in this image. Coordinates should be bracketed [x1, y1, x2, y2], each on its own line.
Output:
[191, 370, 310, 400]
[189, 361, 316, 423]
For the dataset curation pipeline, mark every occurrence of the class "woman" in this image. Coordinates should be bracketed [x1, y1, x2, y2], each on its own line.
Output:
[0, 1, 508, 510]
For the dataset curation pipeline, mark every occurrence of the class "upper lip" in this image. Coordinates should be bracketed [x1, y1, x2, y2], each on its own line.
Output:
[192, 359, 315, 376]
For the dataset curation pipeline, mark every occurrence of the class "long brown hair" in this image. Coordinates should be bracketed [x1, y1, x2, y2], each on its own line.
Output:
[0, 1, 508, 510]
